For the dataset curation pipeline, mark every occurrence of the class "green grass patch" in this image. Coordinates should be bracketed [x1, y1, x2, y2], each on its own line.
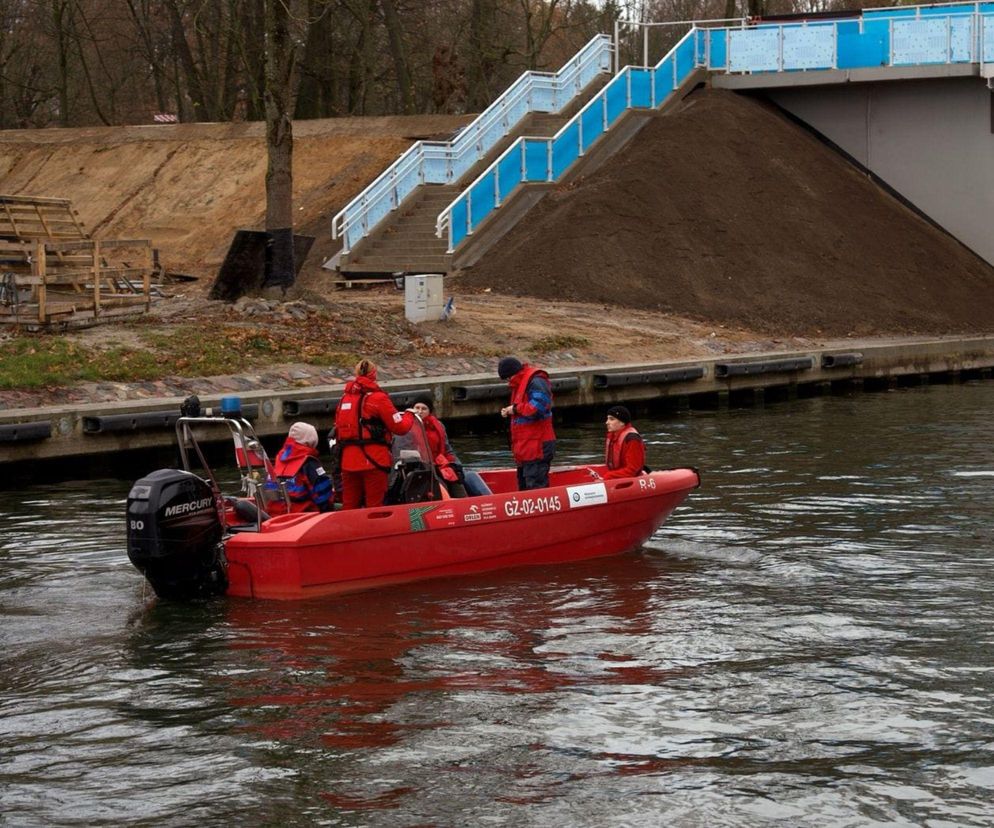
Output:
[527, 335, 591, 355]
[1, 324, 362, 391]
[0, 338, 162, 389]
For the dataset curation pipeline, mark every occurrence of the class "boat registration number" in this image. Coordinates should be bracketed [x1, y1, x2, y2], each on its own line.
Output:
[504, 495, 563, 517]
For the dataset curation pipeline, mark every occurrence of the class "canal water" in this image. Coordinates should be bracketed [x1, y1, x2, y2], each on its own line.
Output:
[2, 381, 993, 826]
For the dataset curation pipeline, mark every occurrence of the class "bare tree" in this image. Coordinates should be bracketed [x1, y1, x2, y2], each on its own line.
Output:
[380, 0, 415, 113]
[262, 0, 302, 290]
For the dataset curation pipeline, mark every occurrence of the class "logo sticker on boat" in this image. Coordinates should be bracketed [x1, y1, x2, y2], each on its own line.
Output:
[566, 482, 608, 509]
[408, 504, 438, 532]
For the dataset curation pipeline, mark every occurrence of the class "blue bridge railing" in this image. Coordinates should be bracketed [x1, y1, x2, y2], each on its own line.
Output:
[437, 3, 994, 254]
[705, 4, 994, 73]
[331, 34, 612, 255]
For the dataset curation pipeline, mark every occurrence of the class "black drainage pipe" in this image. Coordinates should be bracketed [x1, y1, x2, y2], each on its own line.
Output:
[593, 366, 705, 388]
[283, 397, 341, 417]
[822, 352, 863, 369]
[715, 357, 814, 379]
[0, 421, 52, 443]
[453, 377, 579, 402]
[453, 383, 508, 402]
[551, 377, 581, 394]
[82, 405, 259, 434]
[389, 389, 433, 409]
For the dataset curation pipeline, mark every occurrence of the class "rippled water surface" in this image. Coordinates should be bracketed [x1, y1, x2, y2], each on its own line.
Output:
[3, 382, 994, 826]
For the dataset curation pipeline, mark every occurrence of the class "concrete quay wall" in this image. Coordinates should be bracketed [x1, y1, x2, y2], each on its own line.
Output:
[2, 336, 993, 468]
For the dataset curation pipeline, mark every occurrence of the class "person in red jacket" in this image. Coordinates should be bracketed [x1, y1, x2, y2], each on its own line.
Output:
[410, 394, 467, 497]
[272, 421, 334, 512]
[498, 356, 556, 491]
[334, 358, 415, 509]
[603, 405, 647, 480]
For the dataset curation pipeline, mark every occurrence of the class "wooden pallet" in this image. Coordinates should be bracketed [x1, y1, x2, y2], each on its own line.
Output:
[0, 236, 153, 329]
[0, 195, 156, 329]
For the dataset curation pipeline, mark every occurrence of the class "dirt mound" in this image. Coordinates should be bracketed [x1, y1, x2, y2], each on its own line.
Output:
[459, 89, 994, 337]
[0, 115, 470, 278]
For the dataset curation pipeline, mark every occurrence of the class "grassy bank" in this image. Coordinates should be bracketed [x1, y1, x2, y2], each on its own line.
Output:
[0, 326, 360, 390]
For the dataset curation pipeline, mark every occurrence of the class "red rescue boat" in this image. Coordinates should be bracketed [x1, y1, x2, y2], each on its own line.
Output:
[126, 408, 699, 601]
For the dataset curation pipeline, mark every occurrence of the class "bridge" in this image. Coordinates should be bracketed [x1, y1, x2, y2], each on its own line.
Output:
[331, 1, 994, 276]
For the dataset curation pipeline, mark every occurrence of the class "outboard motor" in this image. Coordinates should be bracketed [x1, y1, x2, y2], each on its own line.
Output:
[127, 468, 227, 600]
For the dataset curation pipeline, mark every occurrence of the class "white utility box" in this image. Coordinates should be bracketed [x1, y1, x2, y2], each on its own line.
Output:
[404, 273, 444, 323]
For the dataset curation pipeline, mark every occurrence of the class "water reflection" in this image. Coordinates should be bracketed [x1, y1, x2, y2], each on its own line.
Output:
[2, 382, 994, 825]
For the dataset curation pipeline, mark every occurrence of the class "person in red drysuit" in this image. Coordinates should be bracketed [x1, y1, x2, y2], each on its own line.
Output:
[334, 358, 415, 509]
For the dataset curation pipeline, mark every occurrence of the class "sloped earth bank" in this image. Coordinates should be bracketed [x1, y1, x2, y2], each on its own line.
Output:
[0, 114, 471, 276]
[1, 91, 993, 410]
[459, 89, 994, 337]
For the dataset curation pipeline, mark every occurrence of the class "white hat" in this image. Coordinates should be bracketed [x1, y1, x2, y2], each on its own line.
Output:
[288, 422, 318, 448]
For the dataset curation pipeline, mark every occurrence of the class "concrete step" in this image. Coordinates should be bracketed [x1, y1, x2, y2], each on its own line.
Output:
[410, 193, 458, 206]
[343, 260, 451, 274]
[377, 230, 444, 242]
[359, 245, 446, 260]
[339, 72, 612, 274]
[366, 251, 449, 263]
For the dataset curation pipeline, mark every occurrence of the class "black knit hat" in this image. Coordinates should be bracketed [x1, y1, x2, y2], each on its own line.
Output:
[411, 393, 434, 412]
[498, 356, 523, 380]
[606, 405, 632, 424]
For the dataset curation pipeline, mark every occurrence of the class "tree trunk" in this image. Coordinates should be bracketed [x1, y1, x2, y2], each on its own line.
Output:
[165, 0, 208, 121]
[52, 0, 72, 126]
[346, 0, 376, 115]
[467, 0, 496, 111]
[262, 0, 296, 291]
[380, 0, 415, 115]
[296, 0, 338, 118]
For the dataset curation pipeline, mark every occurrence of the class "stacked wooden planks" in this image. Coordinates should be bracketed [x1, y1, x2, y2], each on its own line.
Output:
[0, 195, 154, 329]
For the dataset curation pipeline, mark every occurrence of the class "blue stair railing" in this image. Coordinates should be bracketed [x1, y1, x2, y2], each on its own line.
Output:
[331, 34, 612, 255]
[437, 2, 994, 255]
[435, 27, 701, 253]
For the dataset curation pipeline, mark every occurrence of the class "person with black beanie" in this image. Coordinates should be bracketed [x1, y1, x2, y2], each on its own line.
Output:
[410, 394, 467, 497]
[603, 405, 647, 479]
[498, 355, 556, 490]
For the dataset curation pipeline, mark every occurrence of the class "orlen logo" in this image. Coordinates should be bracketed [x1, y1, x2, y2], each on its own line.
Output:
[164, 496, 213, 517]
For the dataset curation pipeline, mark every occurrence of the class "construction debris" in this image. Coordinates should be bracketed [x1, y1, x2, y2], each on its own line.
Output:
[0, 195, 157, 330]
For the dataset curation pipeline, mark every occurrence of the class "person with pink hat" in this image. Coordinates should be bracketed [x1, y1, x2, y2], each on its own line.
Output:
[273, 421, 334, 512]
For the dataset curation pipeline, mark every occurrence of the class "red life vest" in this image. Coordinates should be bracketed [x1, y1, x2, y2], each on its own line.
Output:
[604, 424, 645, 478]
[508, 365, 556, 464]
[334, 375, 413, 472]
[335, 376, 389, 447]
[273, 439, 329, 513]
[423, 414, 456, 465]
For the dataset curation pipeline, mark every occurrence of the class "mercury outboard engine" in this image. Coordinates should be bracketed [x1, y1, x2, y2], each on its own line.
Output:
[127, 468, 227, 600]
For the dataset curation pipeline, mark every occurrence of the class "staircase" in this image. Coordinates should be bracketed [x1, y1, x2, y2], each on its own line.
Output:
[338, 81, 608, 276]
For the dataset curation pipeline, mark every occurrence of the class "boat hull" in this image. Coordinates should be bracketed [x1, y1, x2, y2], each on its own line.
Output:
[224, 466, 700, 600]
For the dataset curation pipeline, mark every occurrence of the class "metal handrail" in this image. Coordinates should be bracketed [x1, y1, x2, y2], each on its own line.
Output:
[436, 7, 994, 253]
[331, 33, 612, 254]
[175, 415, 287, 532]
[436, 26, 699, 253]
[710, 9, 993, 74]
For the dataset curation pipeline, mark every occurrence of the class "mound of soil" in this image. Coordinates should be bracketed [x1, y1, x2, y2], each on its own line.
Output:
[0, 114, 470, 277]
[460, 89, 994, 337]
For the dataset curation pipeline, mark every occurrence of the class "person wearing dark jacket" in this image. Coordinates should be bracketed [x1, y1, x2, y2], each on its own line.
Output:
[498, 356, 556, 491]
[334, 358, 415, 509]
[273, 422, 334, 512]
[603, 405, 647, 480]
